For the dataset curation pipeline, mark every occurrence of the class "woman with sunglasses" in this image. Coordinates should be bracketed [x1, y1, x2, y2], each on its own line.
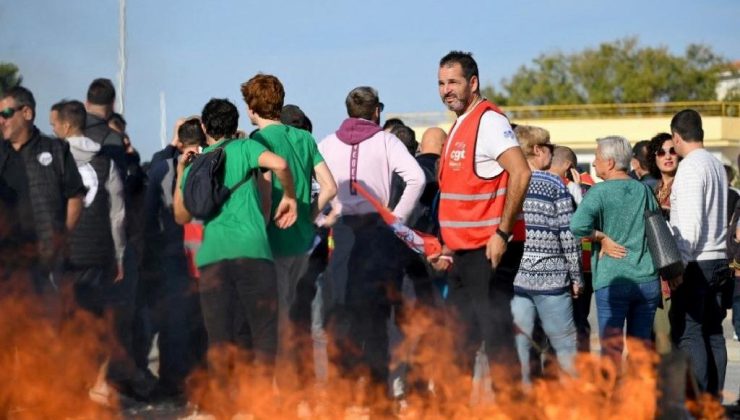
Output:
[647, 132, 680, 220]
[646, 132, 681, 354]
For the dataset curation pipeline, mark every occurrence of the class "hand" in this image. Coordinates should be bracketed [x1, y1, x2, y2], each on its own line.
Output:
[274, 196, 297, 229]
[427, 245, 453, 271]
[113, 263, 124, 283]
[177, 151, 195, 176]
[598, 235, 626, 259]
[667, 274, 683, 291]
[170, 118, 187, 147]
[569, 167, 581, 184]
[485, 233, 507, 269]
[572, 282, 582, 298]
[322, 207, 339, 227]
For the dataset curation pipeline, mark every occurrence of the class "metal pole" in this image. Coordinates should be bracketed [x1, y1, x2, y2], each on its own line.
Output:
[160, 91, 167, 149]
[117, 0, 127, 114]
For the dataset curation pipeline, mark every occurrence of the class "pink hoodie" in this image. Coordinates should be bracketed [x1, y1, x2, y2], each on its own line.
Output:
[318, 118, 425, 222]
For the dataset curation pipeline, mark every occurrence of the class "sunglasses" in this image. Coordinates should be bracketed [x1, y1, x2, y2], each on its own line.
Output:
[378, 102, 385, 112]
[0, 105, 24, 119]
[656, 147, 677, 157]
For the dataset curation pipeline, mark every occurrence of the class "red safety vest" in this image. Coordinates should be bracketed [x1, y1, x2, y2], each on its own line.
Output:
[438, 100, 525, 251]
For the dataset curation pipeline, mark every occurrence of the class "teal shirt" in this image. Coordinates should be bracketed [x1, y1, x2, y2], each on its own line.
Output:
[570, 179, 659, 290]
[252, 124, 324, 257]
[181, 138, 271, 266]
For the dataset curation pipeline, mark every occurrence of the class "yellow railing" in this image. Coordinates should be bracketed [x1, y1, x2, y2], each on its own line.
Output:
[506, 101, 740, 120]
[393, 101, 740, 128]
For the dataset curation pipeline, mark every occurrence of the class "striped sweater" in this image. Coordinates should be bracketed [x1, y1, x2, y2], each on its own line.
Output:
[514, 170, 582, 295]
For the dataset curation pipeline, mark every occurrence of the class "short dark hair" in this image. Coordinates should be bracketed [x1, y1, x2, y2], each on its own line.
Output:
[280, 104, 312, 133]
[240, 74, 284, 121]
[3, 86, 36, 118]
[86, 78, 116, 106]
[647, 132, 675, 178]
[390, 125, 418, 155]
[56, 100, 87, 131]
[382, 118, 405, 131]
[201, 98, 239, 139]
[439, 51, 479, 83]
[632, 140, 651, 168]
[109, 112, 126, 132]
[178, 118, 206, 147]
[345, 86, 380, 120]
[670, 109, 703, 142]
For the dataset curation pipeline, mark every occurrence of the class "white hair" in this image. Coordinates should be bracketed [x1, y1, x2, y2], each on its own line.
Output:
[596, 135, 632, 171]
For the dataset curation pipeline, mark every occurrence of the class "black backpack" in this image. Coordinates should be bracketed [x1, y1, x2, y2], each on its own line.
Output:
[183, 139, 253, 220]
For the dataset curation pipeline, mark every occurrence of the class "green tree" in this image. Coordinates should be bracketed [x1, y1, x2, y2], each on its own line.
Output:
[0, 63, 22, 96]
[484, 37, 729, 105]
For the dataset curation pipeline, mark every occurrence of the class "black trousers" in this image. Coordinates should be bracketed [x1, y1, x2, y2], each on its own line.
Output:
[328, 216, 406, 391]
[199, 258, 278, 371]
[446, 243, 523, 384]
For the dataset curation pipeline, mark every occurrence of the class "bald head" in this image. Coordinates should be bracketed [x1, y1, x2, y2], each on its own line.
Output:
[420, 127, 446, 155]
[550, 145, 578, 177]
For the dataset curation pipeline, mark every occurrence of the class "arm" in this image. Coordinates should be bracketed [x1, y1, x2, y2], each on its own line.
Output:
[312, 161, 337, 219]
[173, 153, 194, 225]
[106, 163, 127, 281]
[66, 196, 83, 231]
[387, 136, 425, 221]
[556, 186, 583, 290]
[61, 144, 86, 231]
[258, 151, 297, 229]
[485, 146, 531, 267]
[670, 166, 703, 263]
[257, 170, 273, 225]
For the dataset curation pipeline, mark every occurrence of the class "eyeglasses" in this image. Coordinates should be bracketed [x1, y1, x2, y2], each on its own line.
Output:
[0, 105, 24, 119]
[378, 102, 384, 112]
[656, 147, 677, 157]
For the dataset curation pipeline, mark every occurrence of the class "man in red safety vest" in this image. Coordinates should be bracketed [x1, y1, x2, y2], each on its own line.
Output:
[432, 51, 531, 390]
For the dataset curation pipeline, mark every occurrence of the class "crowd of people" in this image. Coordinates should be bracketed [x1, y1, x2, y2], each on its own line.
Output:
[0, 50, 739, 416]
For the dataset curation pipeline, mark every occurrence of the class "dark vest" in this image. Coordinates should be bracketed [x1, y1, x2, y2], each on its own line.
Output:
[69, 154, 114, 268]
[20, 130, 69, 267]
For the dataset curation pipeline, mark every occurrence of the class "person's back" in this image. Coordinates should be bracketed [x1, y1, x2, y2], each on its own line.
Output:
[319, 129, 423, 220]
[671, 148, 727, 261]
[186, 139, 270, 266]
[571, 178, 658, 289]
[253, 124, 322, 256]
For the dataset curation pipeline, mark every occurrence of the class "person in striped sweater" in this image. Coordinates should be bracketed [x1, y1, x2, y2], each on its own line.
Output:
[511, 125, 582, 385]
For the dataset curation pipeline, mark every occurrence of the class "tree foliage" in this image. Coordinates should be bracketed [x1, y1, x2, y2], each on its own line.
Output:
[0, 63, 22, 96]
[485, 38, 730, 105]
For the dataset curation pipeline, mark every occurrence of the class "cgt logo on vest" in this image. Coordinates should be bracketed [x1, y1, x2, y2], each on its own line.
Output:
[448, 142, 466, 171]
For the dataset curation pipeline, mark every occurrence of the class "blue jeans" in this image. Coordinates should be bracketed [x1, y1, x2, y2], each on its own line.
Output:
[594, 279, 660, 362]
[670, 259, 730, 396]
[511, 291, 577, 384]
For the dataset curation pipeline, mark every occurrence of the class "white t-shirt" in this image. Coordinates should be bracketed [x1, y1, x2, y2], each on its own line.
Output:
[445, 108, 519, 178]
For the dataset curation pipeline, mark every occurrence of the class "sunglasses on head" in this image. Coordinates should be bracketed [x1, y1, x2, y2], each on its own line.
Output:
[0, 105, 24, 119]
[656, 147, 677, 157]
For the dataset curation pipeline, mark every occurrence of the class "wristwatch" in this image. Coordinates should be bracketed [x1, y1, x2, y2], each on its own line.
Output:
[495, 228, 511, 243]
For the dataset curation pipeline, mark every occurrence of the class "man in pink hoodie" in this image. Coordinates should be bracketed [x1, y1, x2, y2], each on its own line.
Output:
[318, 86, 424, 401]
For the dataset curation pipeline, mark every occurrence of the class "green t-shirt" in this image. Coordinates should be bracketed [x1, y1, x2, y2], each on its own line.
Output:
[181, 138, 271, 267]
[570, 179, 659, 290]
[252, 124, 325, 257]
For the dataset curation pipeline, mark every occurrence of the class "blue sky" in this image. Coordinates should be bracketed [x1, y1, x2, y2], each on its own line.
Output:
[2, 0, 739, 160]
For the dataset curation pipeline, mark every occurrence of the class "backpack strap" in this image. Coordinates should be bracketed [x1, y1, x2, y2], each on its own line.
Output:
[216, 138, 255, 194]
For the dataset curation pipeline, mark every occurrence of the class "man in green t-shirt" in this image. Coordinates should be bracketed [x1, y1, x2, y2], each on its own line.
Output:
[172, 98, 298, 379]
[240, 74, 337, 385]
